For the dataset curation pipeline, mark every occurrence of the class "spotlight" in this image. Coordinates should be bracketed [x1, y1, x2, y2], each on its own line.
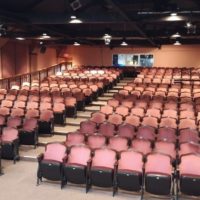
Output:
[16, 37, 25, 41]
[103, 34, 112, 45]
[121, 41, 128, 46]
[174, 41, 181, 45]
[171, 32, 181, 38]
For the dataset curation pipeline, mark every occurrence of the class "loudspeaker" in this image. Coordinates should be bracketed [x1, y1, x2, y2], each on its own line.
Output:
[40, 45, 46, 54]
[70, 0, 82, 11]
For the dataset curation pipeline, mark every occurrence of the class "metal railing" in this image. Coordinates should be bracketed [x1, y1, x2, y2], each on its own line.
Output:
[0, 62, 67, 90]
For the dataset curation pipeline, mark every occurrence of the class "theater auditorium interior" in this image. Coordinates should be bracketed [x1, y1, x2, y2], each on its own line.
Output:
[1, 0, 200, 200]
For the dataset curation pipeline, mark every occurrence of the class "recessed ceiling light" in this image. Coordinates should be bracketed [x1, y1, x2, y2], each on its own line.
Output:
[73, 41, 80, 46]
[166, 13, 183, 21]
[121, 41, 128, 46]
[174, 41, 181, 45]
[39, 41, 44, 45]
[16, 37, 25, 40]
[69, 16, 82, 24]
[171, 32, 181, 38]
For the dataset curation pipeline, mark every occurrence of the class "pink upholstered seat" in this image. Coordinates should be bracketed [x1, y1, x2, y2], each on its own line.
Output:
[118, 150, 143, 173]
[131, 139, 152, 155]
[87, 134, 106, 149]
[44, 143, 67, 163]
[98, 122, 115, 137]
[108, 136, 129, 152]
[67, 145, 91, 166]
[145, 153, 172, 175]
[80, 120, 96, 135]
[92, 148, 116, 169]
[118, 123, 135, 139]
[100, 105, 114, 116]
[1, 127, 18, 142]
[107, 113, 123, 126]
[91, 112, 106, 125]
[157, 127, 177, 143]
[137, 126, 155, 141]
[179, 154, 200, 176]
[65, 131, 85, 147]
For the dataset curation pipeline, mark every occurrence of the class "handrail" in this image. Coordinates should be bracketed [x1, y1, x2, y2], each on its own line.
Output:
[0, 62, 68, 90]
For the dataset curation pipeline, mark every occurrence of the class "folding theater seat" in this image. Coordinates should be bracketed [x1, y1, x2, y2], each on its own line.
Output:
[108, 136, 129, 153]
[154, 141, 177, 162]
[178, 153, 200, 197]
[98, 122, 115, 137]
[145, 108, 161, 118]
[72, 88, 85, 111]
[25, 109, 39, 119]
[63, 145, 91, 188]
[135, 100, 148, 110]
[19, 118, 38, 147]
[17, 94, 28, 102]
[80, 120, 97, 136]
[162, 109, 178, 119]
[0, 107, 10, 118]
[121, 100, 133, 110]
[157, 127, 177, 143]
[13, 100, 26, 109]
[37, 142, 67, 187]
[115, 106, 129, 119]
[100, 105, 113, 117]
[131, 107, 145, 118]
[38, 110, 54, 135]
[39, 102, 52, 111]
[28, 95, 39, 102]
[1, 127, 19, 163]
[137, 126, 156, 142]
[124, 115, 140, 128]
[131, 139, 152, 155]
[160, 117, 178, 130]
[141, 116, 158, 130]
[107, 99, 120, 110]
[40, 95, 51, 103]
[87, 134, 106, 150]
[90, 112, 106, 127]
[1, 99, 13, 108]
[65, 97, 77, 117]
[11, 107, 25, 118]
[5, 94, 16, 101]
[65, 131, 85, 147]
[53, 102, 66, 125]
[82, 88, 93, 104]
[117, 150, 143, 192]
[107, 113, 123, 128]
[26, 101, 39, 110]
[178, 129, 199, 144]
[117, 123, 135, 139]
[87, 148, 117, 195]
[7, 116, 22, 129]
[179, 118, 197, 130]
[144, 153, 174, 196]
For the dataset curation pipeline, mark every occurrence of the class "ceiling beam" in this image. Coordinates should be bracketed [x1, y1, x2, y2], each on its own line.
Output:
[104, 0, 159, 47]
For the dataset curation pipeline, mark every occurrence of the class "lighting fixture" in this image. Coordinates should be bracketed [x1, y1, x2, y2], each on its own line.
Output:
[121, 41, 128, 46]
[39, 41, 44, 45]
[73, 41, 80, 46]
[171, 32, 181, 38]
[40, 33, 50, 39]
[16, 37, 25, 40]
[186, 21, 192, 28]
[174, 41, 181, 45]
[69, 16, 82, 24]
[166, 13, 183, 21]
[103, 33, 112, 45]
[170, 13, 177, 16]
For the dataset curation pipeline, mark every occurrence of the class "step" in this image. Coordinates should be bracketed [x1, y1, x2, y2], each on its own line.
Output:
[77, 111, 92, 118]
[66, 117, 86, 126]
[113, 86, 124, 89]
[54, 125, 78, 135]
[97, 96, 112, 101]
[108, 89, 119, 93]
[103, 93, 114, 97]
[38, 135, 66, 146]
[91, 101, 107, 106]
[19, 146, 45, 162]
[85, 105, 100, 112]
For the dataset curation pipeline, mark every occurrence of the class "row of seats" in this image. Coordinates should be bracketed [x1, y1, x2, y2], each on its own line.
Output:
[37, 142, 200, 198]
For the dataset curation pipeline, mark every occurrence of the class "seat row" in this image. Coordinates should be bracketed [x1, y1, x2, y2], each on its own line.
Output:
[37, 142, 200, 198]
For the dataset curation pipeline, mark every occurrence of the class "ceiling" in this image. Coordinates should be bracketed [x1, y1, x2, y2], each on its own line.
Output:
[0, 0, 200, 48]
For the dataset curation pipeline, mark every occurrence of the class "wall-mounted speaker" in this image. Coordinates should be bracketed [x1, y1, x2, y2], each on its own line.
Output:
[40, 45, 46, 54]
